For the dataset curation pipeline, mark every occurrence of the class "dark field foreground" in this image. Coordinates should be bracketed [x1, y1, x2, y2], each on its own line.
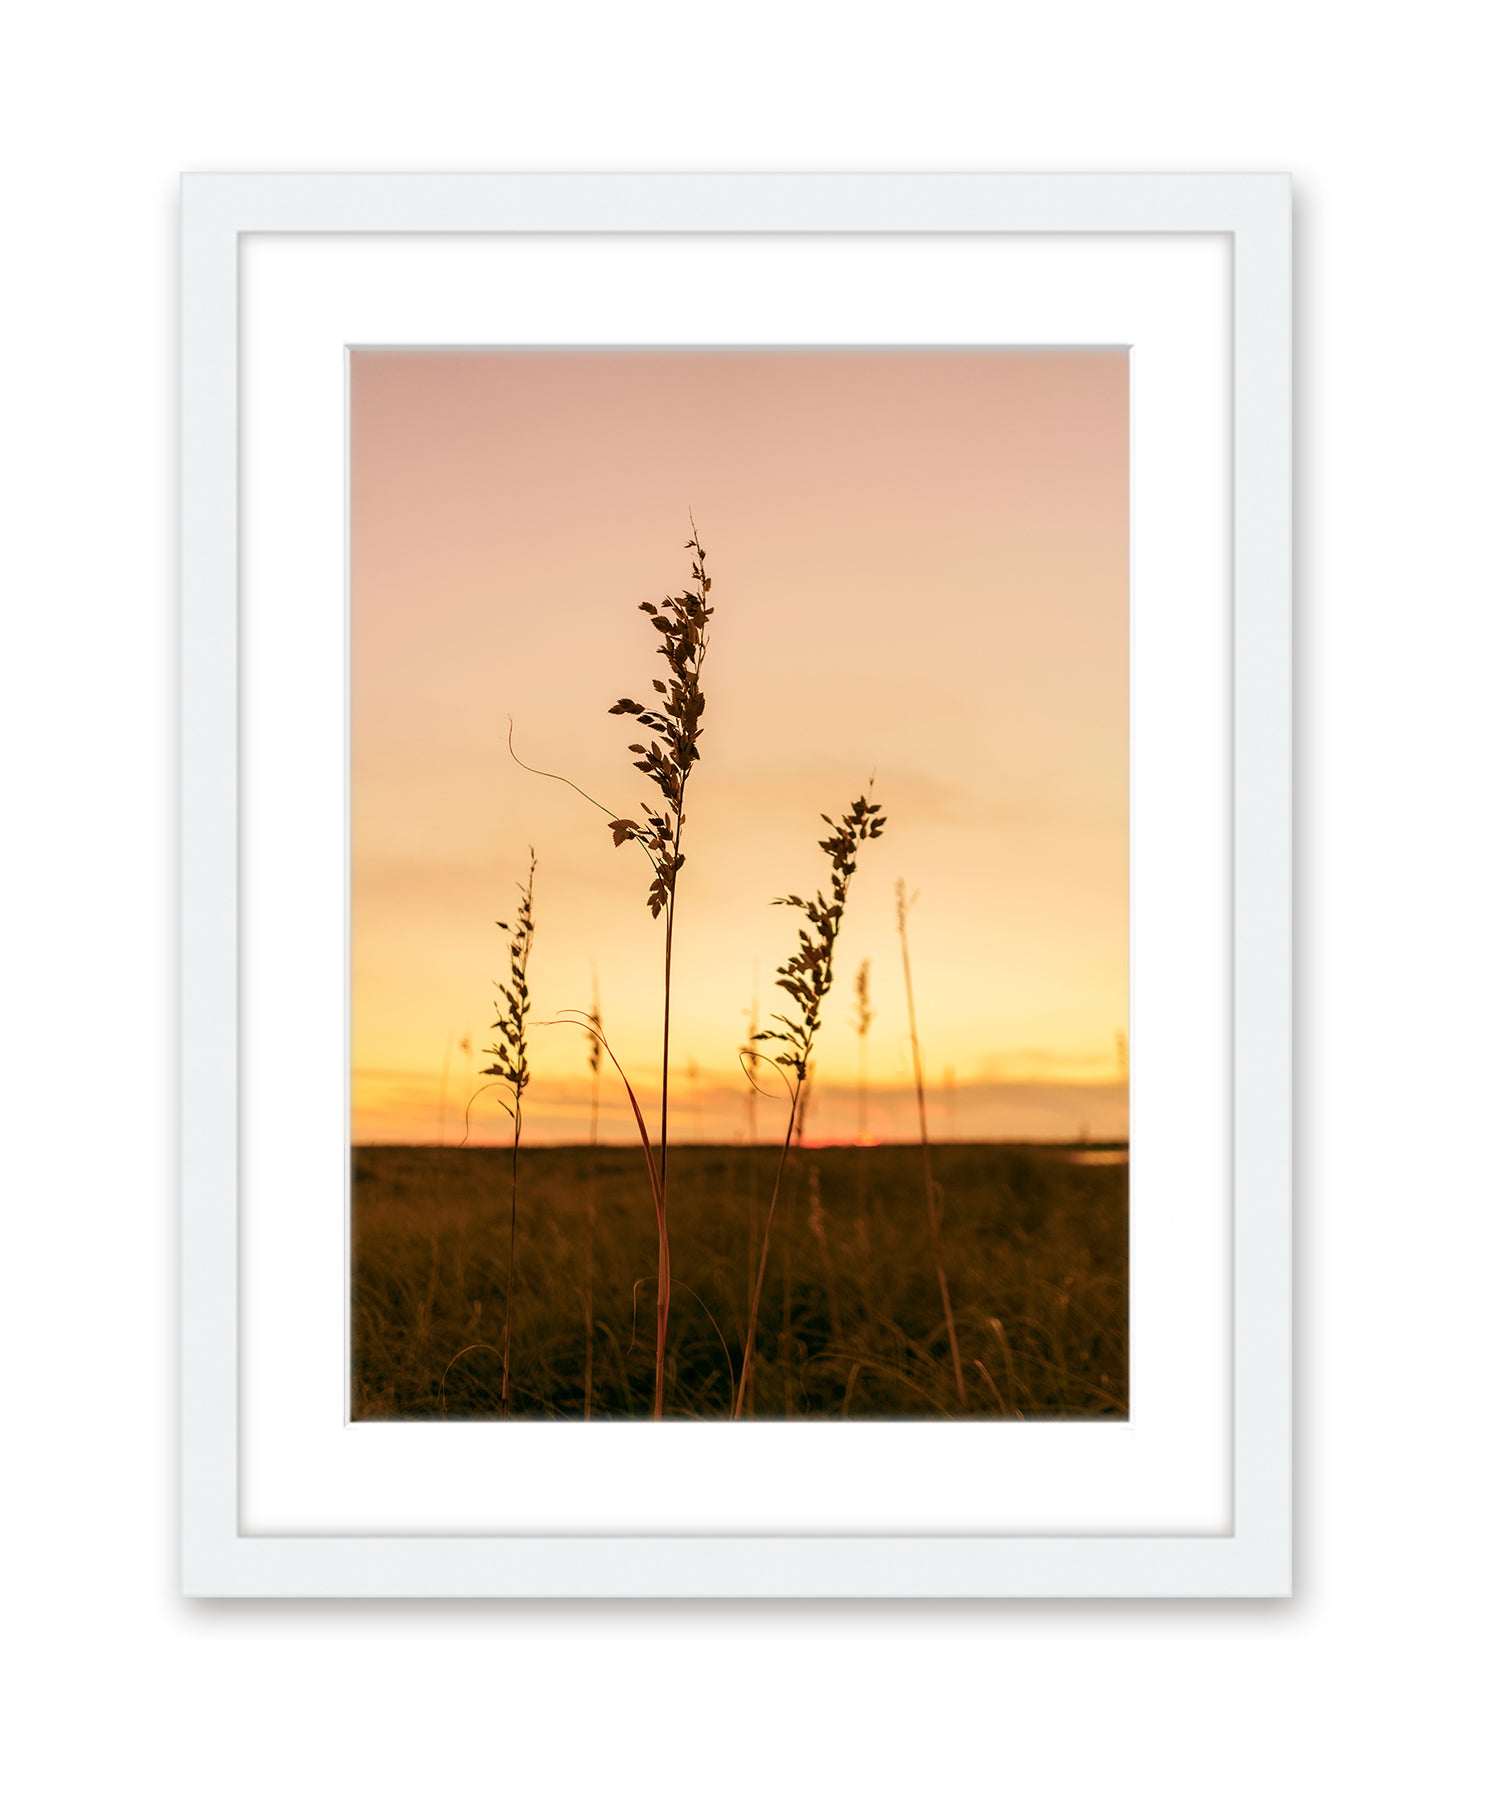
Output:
[352, 1143, 1127, 1421]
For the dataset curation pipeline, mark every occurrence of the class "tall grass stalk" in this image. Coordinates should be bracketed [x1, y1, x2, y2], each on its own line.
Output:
[733, 789, 887, 1420]
[739, 979, 761, 1415]
[606, 524, 715, 1418]
[852, 958, 875, 1222]
[481, 850, 537, 1420]
[583, 970, 602, 1420]
[852, 959, 874, 1144]
[894, 879, 967, 1408]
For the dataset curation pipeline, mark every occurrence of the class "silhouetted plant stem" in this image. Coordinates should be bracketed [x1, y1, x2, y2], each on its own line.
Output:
[584, 972, 602, 1421]
[852, 959, 874, 1221]
[654, 891, 677, 1417]
[781, 1164, 796, 1417]
[734, 1098, 798, 1420]
[503, 1106, 520, 1413]
[733, 788, 887, 1420]
[739, 978, 761, 1416]
[606, 522, 714, 1419]
[895, 879, 966, 1409]
[482, 851, 536, 1421]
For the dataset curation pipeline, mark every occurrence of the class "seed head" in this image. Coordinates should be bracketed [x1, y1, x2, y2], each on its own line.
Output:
[482, 849, 537, 1108]
[606, 524, 714, 919]
[758, 788, 887, 1081]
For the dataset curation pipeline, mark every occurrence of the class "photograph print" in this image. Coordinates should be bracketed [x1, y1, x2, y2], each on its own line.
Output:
[350, 347, 1128, 1422]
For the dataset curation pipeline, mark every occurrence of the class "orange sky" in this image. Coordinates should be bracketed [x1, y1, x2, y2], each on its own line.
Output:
[350, 349, 1128, 1145]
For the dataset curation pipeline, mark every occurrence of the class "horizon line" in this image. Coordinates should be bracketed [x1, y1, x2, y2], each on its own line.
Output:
[352, 1135, 1131, 1152]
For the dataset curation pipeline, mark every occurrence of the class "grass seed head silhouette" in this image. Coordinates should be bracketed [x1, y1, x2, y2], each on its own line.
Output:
[606, 523, 713, 917]
[757, 788, 887, 1080]
[478, 847, 536, 1420]
[604, 522, 715, 1419]
[733, 785, 887, 1419]
[482, 849, 536, 1113]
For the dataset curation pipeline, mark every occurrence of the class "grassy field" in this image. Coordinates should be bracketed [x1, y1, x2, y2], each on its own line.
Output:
[352, 1143, 1127, 1421]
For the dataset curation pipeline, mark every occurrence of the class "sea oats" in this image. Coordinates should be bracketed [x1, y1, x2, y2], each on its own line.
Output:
[734, 787, 887, 1419]
[895, 877, 967, 1408]
[481, 848, 536, 1418]
[602, 522, 715, 1418]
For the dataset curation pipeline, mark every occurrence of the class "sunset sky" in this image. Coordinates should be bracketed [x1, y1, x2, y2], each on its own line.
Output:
[350, 349, 1128, 1145]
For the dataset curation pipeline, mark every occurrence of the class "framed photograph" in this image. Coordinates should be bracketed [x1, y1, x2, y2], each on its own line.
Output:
[181, 172, 1291, 1597]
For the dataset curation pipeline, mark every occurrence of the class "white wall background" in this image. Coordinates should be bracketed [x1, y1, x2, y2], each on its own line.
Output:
[2, 4, 1495, 1795]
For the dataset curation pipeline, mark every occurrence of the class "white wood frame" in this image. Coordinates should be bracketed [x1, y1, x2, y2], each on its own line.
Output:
[181, 172, 1291, 1598]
